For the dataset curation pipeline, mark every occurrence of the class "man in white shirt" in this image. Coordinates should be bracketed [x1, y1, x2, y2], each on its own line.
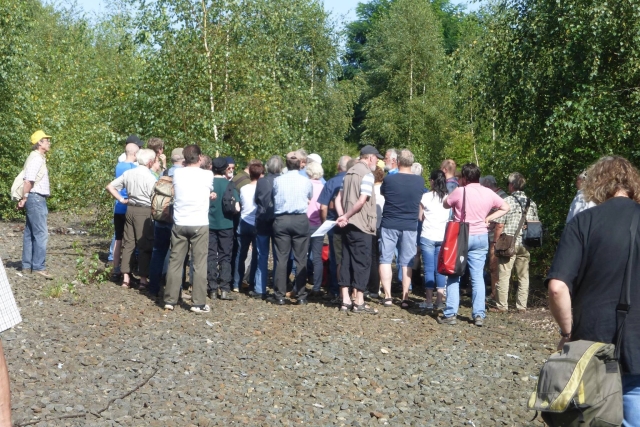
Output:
[163, 145, 217, 314]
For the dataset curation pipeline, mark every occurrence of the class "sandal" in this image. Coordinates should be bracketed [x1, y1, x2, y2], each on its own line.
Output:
[121, 282, 130, 289]
[401, 300, 412, 309]
[382, 298, 394, 307]
[352, 303, 378, 315]
[340, 301, 353, 312]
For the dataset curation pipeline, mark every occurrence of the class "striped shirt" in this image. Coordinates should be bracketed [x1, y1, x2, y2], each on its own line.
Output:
[24, 152, 50, 196]
[273, 170, 313, 215]
[340, 172, 374, 196]
[0, 257, 21, 333]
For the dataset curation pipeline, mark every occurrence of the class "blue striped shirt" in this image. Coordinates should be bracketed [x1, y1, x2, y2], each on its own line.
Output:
[273, 170, 313, 214]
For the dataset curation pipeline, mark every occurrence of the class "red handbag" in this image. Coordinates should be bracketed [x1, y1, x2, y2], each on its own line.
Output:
[437, 188, 469, 276]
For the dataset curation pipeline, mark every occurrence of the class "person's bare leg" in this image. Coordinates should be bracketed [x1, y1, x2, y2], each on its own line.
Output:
[436, 288, 445, 306]
[401, 266, 412, 302]
[0, 341, 12, 427]
[122, 272, 130, 287]
[379, 263, 392, 299]
[113, 239, 122, 271]
[354, 290, 365, 306]
[341, 286, 351, 306]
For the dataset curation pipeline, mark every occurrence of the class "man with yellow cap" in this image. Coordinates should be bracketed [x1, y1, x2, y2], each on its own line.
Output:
[17, 130, 53, 279]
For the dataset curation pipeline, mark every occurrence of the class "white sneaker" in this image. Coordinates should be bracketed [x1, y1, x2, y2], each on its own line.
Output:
[164, 304, 174, 311]
[190, 304, 211, 314]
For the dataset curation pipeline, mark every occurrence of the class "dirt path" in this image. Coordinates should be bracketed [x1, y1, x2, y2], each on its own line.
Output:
[1, 214, 555, 426]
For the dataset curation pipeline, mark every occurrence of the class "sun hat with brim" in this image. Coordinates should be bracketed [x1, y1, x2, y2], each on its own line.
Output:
[30, 130, 51, 144]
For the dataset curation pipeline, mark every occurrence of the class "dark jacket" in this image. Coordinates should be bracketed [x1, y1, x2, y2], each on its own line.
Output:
[255, 173, 277, 235]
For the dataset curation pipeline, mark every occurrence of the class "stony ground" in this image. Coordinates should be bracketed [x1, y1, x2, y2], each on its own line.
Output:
[1, 214, 558, 426]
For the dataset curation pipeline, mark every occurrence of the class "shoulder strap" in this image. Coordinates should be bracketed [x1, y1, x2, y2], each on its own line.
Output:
[615, 209, 640, 360]
[461, 188, 466, 222]
[512, 196, 530, 238]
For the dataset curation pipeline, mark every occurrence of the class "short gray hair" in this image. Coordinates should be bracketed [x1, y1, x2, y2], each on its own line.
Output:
[480, 175, 498, 190]
[137, 148, 156, 166]
[306, 161, 324, 180]
[411, 162, 423, 176]
[398, 149, 414, 167]
[266, 155, 284, 175]
[508, 172, 526, 191]
[386, 149, 398, 160]
[295, 149, 308, 162]
[338, 155, 351, 172]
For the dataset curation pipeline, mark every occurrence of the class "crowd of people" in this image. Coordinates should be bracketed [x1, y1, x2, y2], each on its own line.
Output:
[10, 130, 640, 424]
[96, 135, 550, 323]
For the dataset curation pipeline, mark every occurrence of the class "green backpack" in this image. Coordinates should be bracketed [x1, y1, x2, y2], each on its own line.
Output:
[527, 341, 622, 426]
[528, 210, 639, 427]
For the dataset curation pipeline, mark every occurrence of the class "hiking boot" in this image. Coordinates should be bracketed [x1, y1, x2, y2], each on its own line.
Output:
[436, 315, 457, 325]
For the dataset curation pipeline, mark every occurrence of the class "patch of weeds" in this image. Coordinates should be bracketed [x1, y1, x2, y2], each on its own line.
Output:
[73, 241, 111, 285]
[43, 281, 67, 299]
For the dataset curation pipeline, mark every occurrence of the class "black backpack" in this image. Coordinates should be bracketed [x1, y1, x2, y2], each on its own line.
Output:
[222, 180, 239, 217]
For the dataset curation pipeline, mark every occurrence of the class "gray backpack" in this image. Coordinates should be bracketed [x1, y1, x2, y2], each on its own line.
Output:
[527, 211, 639, 426]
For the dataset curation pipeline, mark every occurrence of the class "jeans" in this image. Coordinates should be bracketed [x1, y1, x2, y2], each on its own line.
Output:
[233, 220, 257, 289]
[255, 233, 273, 295]
[22, 193, 48, 271]
[419, 237, 446, 290]
[148, 224, 172, 296]
[443, 233, 489, 319]
[624, 374, 640, 427]
[108, 234, 115, 262]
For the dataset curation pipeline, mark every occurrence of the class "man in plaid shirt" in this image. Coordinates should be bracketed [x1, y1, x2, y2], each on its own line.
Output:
[17, 130, 53, 279]
[492, 172, 539, 312]
[0, 257, 21, 426]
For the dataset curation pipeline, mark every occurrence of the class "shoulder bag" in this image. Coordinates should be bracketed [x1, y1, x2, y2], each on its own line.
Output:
[527, 210, 639, 427]
[495, 197, 530, 258]
[437, 188, 469, 276]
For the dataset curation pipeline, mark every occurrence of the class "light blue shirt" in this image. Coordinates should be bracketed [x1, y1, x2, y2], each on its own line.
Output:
[273, 170, 313, 215]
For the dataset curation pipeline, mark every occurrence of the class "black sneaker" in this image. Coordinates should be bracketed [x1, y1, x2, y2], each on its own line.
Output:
[248, 291, 265, 300]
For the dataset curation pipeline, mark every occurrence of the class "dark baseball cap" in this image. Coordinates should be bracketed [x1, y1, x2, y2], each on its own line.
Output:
[126, 134, 144, 148]
[360, 145, 383, 159]
[212, 157, 229, 171]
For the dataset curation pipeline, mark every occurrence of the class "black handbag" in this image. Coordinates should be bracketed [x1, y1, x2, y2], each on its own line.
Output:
[516, 197, 543, 247]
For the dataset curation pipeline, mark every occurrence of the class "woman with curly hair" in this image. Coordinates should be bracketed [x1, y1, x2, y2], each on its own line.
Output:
[547, 155, 640, 424]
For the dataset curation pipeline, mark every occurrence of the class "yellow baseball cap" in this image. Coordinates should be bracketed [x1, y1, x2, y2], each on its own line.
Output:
[30, 130, 52, 144]
[377, 159, 385, 170]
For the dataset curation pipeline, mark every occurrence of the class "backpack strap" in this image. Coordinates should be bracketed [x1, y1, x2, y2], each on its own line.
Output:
[512, 196, 530, 238]
[614, 209, 640, 360]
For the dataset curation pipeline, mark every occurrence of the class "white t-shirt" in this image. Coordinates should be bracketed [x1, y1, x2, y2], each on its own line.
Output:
[172, 167, 214, 227]
[240, 184, 257, 226]
[420, 191, 450, 242]
[374, 184, 385, 230]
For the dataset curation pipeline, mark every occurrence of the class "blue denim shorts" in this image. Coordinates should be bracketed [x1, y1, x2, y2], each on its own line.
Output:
[379, 227, 417, 267]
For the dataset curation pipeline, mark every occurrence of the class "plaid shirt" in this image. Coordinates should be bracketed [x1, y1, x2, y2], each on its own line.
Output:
[495, 191, 539, 245]
[0, 257, 22, 333]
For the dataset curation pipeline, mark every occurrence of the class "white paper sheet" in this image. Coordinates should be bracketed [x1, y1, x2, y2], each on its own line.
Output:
[311, 220, 336, 237]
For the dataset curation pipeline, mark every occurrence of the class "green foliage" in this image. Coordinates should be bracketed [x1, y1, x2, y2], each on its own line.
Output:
[73, 241, 111, 285]
[361, 0, 452, 170]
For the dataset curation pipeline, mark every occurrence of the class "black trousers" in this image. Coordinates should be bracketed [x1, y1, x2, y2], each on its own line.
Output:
[207, 228, 234, 292]
[339, 224, 372, 292]
[273, 214, 309, 300]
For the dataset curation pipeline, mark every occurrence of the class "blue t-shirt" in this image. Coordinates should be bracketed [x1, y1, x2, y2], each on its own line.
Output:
[380, 173, 425, 231]
[317, 172, 346, 221]
[446, 177, 459, 194]
[113, 162, 137, 214]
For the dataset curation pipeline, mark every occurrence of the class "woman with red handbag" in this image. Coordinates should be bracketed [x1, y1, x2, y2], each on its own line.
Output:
[438, 163, 509, 327]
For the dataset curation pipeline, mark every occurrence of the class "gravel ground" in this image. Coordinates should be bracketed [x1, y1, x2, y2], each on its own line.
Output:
[1, 214, 557, 426]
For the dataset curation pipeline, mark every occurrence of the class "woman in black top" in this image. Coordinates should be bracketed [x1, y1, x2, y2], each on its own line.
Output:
[547, 155, 640, 425]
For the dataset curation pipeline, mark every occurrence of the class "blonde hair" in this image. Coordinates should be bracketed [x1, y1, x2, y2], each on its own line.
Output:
[583, 156, 640, 204]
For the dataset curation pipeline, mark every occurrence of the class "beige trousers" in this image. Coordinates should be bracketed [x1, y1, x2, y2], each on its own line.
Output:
[496, 244, 530, 310]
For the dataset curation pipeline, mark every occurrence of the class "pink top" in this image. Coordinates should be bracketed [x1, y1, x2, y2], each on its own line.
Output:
[307, 179, 324, 227]
[447, 183, 505, 235]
